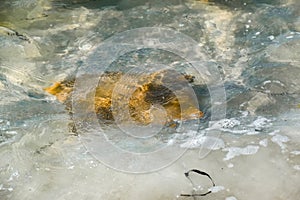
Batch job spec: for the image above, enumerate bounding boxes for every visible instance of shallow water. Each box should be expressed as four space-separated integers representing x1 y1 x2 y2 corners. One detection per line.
0 0 300 199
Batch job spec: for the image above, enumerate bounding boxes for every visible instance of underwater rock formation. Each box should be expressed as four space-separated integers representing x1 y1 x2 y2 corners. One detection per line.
45 70 204 126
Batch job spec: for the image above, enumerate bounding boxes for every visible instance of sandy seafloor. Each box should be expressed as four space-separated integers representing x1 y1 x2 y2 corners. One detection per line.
0 0 300 199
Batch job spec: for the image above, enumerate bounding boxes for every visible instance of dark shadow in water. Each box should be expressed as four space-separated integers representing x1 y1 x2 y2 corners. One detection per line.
210 0 281 10
52 0 121 9
51 0 189 10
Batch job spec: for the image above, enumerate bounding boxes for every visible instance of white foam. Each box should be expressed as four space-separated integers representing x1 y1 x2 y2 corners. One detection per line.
180 136 225 150
290 151 300 155
227 163 234 168
250 116 272 129
255 31 261 35
223 145 260 161
226 196 238 200
208 118 240 130
222 129 249 135
293 165 300 171
268 130 280 136
206 116 274 136
259 139 268 147
240 111 249 117
273 80 285 86
263 80 271 85
246 130 260 135
209 185 225 193
8 171 19 182
271 134 290 150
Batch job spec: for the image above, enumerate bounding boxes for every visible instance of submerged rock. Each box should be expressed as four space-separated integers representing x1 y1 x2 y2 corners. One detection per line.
45 70 204 126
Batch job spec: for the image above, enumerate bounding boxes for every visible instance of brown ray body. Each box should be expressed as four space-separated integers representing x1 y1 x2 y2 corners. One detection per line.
45 70 203 126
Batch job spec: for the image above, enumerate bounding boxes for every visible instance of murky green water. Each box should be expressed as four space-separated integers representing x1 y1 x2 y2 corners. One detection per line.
1 0 300 199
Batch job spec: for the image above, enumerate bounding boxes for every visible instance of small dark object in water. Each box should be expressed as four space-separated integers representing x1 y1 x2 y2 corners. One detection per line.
0 26 31 43
180 169 215 197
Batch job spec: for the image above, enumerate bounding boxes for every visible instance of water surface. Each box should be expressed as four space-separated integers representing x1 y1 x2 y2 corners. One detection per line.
0 0 300 199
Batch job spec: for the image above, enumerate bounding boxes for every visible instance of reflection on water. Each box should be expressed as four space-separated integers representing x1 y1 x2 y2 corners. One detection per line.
0 0 300 199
